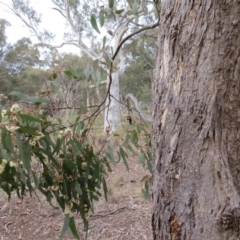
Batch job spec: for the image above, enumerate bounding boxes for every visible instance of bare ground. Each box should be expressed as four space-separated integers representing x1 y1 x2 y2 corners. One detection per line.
0 157 153 240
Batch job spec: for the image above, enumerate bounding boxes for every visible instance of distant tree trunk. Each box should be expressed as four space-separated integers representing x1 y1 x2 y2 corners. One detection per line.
152 1 240 239
104 70 121 132
104 41 126 133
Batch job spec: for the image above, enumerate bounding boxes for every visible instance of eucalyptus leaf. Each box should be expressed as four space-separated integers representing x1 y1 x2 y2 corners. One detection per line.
102 36 106 50
69 217 80 240
108 0 114 9
60 214 70 240
90 15 101 34
99 10 105 27
115 9 124 14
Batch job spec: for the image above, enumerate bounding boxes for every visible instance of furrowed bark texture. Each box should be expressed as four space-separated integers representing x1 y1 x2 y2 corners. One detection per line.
152 0 240 239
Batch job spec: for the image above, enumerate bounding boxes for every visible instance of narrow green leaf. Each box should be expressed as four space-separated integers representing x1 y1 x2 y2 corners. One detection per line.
18 113 42 123
108 0 114 9
102 178 108 201
102 36 106 50
96 70 101 85
147 158 152 173
91 15 101 34
19 126 38 136
127 0 133 7
142 180 150 200
0 106 2 122
77 121 84 132
1 128 13 153
48 71 57 80
60 214 70 239
92 59 99 71
115 9 124 14
16 132 31 174
9 91 28 102
138 152 145 165
73 116 80 134
28 96 50 104
75 184 83 195
84 66 91 80
104 52 111 64
106 143 115 163
50 82 60 93
100 67 107 79
8 91 50 104
119 147 129 170
99 10 105 27
53 138 64 155
65 68 82 80
69 217 80 240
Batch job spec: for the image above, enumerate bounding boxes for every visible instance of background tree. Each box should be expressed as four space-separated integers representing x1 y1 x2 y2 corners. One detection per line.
0 1 156 239
152 1 240 239
0 23 47 95
120 29 157 106
1 0 158 132
42 52 102 119
0 18 11 91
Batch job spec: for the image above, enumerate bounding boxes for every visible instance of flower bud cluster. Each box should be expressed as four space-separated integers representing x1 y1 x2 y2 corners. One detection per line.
6 126 20 132
1 109 7 119
29 131 45 146
0 159 17 175
58 128 72 139
0 159 7 175
64 202 73 217
10 104 20 114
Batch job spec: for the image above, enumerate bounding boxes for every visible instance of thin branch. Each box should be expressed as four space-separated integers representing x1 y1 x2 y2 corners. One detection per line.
52 7 66 18
113 21 159 61
34 41 79 49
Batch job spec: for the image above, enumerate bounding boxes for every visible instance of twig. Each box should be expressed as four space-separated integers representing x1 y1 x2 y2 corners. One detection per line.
4 221 13 233
0 203 8 212
90 206 128 218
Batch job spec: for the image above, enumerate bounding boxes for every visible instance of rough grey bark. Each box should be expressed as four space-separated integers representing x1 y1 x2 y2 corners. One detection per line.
152 1 240 239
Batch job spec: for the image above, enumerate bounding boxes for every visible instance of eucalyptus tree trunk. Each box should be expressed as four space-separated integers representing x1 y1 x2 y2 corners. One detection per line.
104 35 126 133
152 1 240 239
104 69 121 133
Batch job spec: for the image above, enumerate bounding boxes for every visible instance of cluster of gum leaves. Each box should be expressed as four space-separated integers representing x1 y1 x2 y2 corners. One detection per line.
0 94 151 240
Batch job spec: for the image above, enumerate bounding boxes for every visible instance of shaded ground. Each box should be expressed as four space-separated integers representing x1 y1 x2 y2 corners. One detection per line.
0 157 153 240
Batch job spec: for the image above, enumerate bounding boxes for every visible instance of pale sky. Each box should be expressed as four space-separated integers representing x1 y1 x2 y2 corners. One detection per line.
0 0 79 53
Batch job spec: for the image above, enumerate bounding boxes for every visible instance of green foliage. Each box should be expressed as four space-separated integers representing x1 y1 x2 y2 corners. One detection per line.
90 15 101 34
120 31 157 104
0 32 47 94
111 122 152 199
108 0 114 9
123 124 152 199
64 68 83 80
9 91 50 103
0 101 113 239
0 93 152 238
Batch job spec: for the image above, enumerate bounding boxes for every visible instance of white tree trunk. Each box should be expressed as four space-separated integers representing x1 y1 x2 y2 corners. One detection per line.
103 20 127 132
104 70 121 133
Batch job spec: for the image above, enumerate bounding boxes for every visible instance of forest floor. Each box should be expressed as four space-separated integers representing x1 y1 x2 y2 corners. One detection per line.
0 156 153 240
